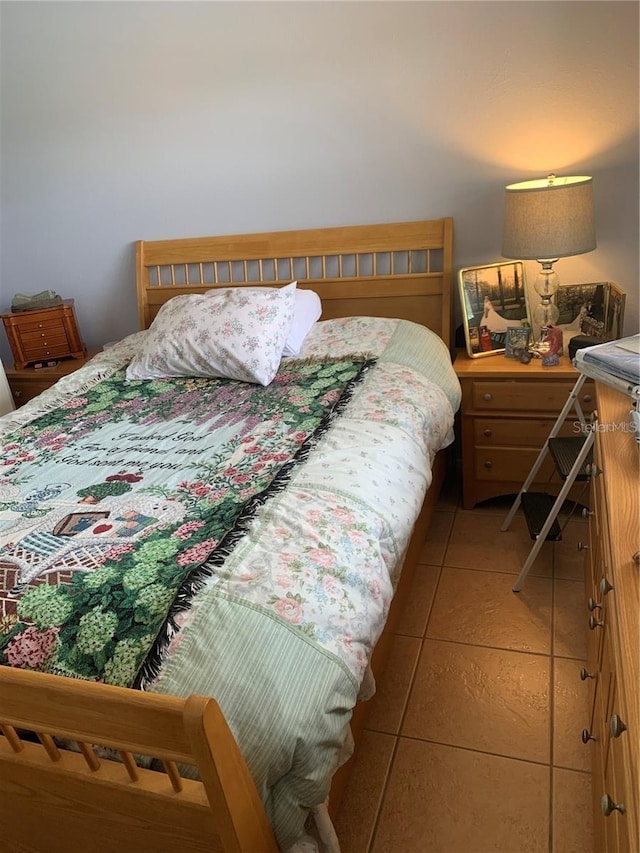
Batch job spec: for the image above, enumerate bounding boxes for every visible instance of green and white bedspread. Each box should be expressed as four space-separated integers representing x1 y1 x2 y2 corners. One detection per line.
0 317 460 851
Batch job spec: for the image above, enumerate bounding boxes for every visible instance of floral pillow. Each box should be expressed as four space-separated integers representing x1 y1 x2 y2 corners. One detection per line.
126 282 296 385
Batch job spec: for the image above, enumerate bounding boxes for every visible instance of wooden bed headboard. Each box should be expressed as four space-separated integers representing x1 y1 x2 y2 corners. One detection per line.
136 218 454 349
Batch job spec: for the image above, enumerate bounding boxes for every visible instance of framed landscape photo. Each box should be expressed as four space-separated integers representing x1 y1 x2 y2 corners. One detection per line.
458 261 530 358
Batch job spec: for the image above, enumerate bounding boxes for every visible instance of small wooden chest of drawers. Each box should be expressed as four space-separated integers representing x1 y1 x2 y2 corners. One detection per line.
1 300 85 369
454 352 595 509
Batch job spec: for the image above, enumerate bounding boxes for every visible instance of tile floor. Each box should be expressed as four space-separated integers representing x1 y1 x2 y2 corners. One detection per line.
334 470 593 853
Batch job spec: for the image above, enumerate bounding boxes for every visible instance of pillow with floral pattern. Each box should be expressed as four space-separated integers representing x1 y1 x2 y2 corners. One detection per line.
126 282 296 385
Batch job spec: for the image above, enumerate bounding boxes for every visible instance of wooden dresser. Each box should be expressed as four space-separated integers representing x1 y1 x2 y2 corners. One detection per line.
583 382 639 852
1 300 85 369
454 352 595 509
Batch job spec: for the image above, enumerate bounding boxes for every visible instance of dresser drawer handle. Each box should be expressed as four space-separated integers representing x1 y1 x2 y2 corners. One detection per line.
13 390 22 399
586 463 602 477
581 728 596 743
581 508 593 519
599 577 614 596
588 615 604 630
587 597 601 612
580 667 595 681
482 393 492 402
483 428 492 438
633 551 640 565
582 394 592 403
483 460 493 469
601 794 625 817
610 714 627 738
577 541 589 551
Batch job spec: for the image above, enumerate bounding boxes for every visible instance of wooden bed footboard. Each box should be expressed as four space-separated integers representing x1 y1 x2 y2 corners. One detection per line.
0 667 278 853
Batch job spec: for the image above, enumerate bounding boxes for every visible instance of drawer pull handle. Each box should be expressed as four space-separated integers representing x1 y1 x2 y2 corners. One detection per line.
577 542 589 551
483 428 492 438
588 615 604 630
482 393 492 402
583 394 592 403
587 597 601 612
609 714 627 738
601 794 625 817
585 463 602 478
633 551 640 565
581 728 596 744
581 508 593 519
599 577 614 597
13 390 22 399
483 460 493 469
579 668 595 681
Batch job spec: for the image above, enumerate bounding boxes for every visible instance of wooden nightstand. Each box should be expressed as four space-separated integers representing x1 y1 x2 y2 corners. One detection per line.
5 349 100 408
454 351 595 510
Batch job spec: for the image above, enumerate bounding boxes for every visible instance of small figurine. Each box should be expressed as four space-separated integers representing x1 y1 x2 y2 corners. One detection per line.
541 325 562 367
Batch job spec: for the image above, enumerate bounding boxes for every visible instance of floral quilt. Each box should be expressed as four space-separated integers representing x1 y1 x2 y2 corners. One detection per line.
0 355 372 684
0 317 461 850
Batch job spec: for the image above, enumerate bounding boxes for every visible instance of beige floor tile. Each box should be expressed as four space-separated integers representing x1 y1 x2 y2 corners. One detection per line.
402 639 551 764
427 566 552 654
553 656 591 772
444 510 554 577
553 517 589 581
371 739 549 853
554 579 588 659
366 635 422 734
396 563 440 638
552 767 593 853
334 730 396 853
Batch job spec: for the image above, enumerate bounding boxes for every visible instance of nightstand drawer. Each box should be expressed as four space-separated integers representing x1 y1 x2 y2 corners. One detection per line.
472 416 582 447
474 446 557 482
471 380 594 413
9 379 56 405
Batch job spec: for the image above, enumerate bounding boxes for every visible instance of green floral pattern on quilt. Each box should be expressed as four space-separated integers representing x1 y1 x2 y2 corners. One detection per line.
0 356 371 685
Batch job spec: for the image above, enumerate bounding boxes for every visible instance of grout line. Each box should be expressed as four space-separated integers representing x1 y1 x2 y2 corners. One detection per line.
387 733 553 768
368 734 399 852
419 634 552 658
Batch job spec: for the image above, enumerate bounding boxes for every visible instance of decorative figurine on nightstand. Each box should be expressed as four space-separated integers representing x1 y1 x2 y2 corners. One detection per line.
540 325 562 367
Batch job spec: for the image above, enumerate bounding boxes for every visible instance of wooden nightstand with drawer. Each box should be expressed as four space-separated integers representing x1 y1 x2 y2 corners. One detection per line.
5 349 100 408
454 351 595 510
1 300 86 369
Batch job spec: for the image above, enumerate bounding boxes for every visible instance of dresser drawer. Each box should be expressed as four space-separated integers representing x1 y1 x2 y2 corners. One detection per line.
15 316 67 335
470 380 594 413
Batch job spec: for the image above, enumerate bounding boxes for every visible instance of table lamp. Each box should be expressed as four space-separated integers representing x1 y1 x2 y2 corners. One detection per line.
501 174 596 342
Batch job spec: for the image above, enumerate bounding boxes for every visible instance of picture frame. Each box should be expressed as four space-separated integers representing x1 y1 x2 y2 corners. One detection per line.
458 261 530 358
504 326 532 358
555 281 626 344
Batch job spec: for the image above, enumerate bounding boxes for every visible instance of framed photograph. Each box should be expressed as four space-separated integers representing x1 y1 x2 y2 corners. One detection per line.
458 261 530 358
504 326 532 358
555 282 625 343
604 283 625 341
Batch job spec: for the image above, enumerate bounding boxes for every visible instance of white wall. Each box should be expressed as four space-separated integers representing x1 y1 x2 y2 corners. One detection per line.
1 1 638 363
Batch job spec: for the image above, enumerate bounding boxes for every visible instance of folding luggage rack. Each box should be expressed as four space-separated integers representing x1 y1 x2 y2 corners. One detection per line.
501 373 596 592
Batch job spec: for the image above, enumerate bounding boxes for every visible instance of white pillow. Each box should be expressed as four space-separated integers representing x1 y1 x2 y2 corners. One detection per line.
126 282 296 385
282 287 322 357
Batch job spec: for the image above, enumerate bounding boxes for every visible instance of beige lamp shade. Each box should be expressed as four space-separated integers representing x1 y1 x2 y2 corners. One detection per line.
502 175 596 260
